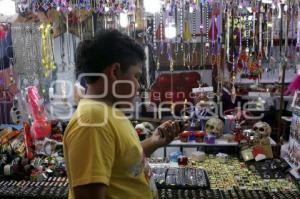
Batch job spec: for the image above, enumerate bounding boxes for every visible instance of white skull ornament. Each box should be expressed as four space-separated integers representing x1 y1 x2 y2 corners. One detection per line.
253 121 271 138
205 117 224 138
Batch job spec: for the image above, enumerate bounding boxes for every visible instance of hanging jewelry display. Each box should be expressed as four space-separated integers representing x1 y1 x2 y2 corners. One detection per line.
11 24 43 87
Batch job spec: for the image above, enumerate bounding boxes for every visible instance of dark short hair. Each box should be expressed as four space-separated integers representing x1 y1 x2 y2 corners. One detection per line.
75 29 145 84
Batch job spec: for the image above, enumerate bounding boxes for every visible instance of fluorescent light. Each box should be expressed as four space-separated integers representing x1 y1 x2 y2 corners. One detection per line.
0 0 16 16
144 0 161 14
262 0 272 4
165 23 176 39
120 12 128 28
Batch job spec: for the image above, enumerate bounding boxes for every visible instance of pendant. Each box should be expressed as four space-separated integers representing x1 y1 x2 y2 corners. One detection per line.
231 84 236 104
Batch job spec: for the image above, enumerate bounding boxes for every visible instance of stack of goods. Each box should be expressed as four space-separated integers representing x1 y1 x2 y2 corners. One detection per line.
0 177 68 199
0 121 67 182
158 189 223 199
158 188 300 199
151 155 299 194
202 156 298 192
151 165 210 189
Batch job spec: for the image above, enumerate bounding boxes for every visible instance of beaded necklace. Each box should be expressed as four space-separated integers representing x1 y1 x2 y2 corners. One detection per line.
39 23 55 77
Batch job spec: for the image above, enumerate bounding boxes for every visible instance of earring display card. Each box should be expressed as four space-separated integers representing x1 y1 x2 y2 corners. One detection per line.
246 158 291 179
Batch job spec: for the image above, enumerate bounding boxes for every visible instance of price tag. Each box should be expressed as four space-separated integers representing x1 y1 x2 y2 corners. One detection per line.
248 92 271 98
192 87 214 93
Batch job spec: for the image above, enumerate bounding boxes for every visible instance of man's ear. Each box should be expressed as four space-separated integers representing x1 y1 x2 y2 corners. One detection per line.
106 63 121 81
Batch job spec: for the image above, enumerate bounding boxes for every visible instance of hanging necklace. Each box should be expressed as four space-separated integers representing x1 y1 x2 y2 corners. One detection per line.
159 6 164 55
153 12 158 70
252 0 257 54
192 1 197 67
297 1 300 55
230 1 236 103
174 2 179 68
167 42 173 72
209 1 218 67
39 23 55 77
265 5 271 61
226 3 231 65
289 3 296 61
269 2 276 73
241 15 250 74
166 3 174 72
205 1 210 62
216 1 223 101
284 4 289 58
199 1 204 67
60 33 66 72
180 2 185 67
258 4 264 68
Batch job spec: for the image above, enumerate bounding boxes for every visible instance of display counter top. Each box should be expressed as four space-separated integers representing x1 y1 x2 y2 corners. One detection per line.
168 137 276 147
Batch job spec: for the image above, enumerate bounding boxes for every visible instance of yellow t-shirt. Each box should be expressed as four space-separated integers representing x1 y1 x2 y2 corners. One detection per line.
63 99 153 199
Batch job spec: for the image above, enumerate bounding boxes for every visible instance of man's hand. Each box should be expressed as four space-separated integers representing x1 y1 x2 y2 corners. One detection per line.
141 120 181 157
151 120 181 147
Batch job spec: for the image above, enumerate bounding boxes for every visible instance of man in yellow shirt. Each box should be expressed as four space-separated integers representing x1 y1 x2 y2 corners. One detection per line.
63 30 180 199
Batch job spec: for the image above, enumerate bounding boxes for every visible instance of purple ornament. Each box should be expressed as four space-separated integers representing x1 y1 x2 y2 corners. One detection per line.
204 134 216 144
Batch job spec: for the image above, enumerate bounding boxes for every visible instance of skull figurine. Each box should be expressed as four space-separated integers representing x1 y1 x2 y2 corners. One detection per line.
253 121 271 139
205 117 224 138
